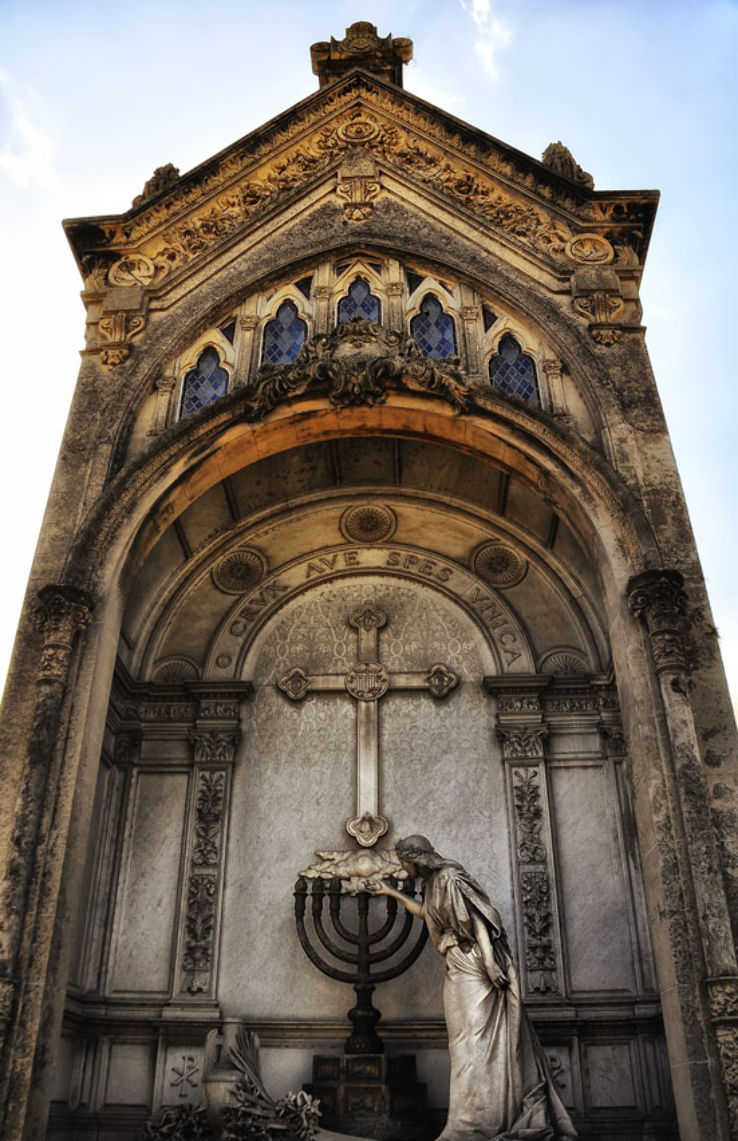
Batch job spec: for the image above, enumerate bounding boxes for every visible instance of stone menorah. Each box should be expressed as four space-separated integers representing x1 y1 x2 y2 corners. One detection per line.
294 876 428 1054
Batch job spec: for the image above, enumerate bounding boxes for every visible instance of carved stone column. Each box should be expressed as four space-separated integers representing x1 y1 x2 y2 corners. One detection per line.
484 676 564 998
150 371 177 434
459 303 482 380
386 281 405 332
313 285 333 334
0 585 93 1131
628 569 738 1133
234 313 259 387
542 358 565 411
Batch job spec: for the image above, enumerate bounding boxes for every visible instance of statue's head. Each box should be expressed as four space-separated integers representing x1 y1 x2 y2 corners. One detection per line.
395 834 443 875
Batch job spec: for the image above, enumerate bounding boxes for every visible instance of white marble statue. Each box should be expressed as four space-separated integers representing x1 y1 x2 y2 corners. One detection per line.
365 835 578 1141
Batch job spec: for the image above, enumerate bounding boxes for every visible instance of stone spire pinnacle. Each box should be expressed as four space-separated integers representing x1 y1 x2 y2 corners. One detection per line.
310 21 413 88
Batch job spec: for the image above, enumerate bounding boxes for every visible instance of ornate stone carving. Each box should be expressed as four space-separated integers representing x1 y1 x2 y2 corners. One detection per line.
152 657 199 683
180 761 231 994
472 542 527 588
565 233 614 265
107 253 156 286
341 504 396 543
132 162 180 207
98 311 146 366
498 728 547 760
497 695 541 715
539 649 588 676
345 662 390 701
520 870 557 993
170 1054 199 1099
113 731 141 766
627 569 689 674
512 769 547 864
244 318 472 419
424 664 459 699
599 724 627 757
189 731 240 765
541 141 594 189
300 846 406 891
181 872 217 993
346 811 389 848
708 976 738 1021
192 771 226 867
211 547 266 594
336 170 382 220
32 585 93 685
713 1023 738 1137
311 21 413 88
349 606 388 633
278 666 312 701
573 289 624 324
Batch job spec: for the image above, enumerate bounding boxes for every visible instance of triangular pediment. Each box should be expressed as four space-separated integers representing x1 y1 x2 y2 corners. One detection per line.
64 71 656 291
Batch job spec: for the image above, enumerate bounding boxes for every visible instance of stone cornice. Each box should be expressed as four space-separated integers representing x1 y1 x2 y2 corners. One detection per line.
63 71 657 287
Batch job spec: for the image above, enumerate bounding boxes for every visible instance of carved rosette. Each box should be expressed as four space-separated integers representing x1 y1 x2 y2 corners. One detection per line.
179 732 237 996
627 569 690 674
32 585 93 686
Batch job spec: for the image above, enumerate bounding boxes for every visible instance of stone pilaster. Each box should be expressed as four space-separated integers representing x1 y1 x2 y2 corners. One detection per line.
485 676 564 998
0 585 93 1132
628 569 738 1132
150 370 177 433
174 688 243 1001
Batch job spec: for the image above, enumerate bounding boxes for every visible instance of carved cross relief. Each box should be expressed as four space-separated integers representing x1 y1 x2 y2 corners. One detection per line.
278 607 458 845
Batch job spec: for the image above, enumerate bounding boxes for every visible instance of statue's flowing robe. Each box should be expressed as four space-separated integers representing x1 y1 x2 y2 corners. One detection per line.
422 863 577 1141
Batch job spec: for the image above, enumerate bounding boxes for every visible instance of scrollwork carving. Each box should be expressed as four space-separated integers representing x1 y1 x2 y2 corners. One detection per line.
244 317 472 420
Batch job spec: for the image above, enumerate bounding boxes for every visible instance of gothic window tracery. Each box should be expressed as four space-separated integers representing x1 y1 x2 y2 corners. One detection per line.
410 294 457 360
261 300 307 366
488 334 540 405
179 347 229 419
337 277 381 324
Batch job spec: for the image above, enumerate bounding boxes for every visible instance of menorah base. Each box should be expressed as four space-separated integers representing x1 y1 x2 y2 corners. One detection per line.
306 1053 430 1140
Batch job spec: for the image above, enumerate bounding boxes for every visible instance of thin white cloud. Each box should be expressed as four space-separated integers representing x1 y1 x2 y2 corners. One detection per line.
458 0 514 81
0 70 57 189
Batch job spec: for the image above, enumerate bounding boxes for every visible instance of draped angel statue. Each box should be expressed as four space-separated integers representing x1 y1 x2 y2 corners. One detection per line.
365 835 577 1141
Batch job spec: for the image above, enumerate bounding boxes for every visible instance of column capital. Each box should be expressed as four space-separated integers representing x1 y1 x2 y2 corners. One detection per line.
32 585 93 685
627 569 689 673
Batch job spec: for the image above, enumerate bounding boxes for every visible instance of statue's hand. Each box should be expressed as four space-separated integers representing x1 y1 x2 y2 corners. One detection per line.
362 878 387 894
488 963 508 990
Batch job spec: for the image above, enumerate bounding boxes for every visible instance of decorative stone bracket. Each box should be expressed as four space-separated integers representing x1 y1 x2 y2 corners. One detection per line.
96 286 148 366
571 266 625 346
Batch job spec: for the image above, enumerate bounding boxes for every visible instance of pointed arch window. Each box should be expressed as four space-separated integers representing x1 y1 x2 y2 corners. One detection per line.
488 334 540 405
179 347 229 419
410 294 457 360
337 277 381 324
261 300 307 366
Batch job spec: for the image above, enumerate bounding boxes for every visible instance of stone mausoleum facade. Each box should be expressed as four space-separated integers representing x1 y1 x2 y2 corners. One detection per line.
0 21 736 1141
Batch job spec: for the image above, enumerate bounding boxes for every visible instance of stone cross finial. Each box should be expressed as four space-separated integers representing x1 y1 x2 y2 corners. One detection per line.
311 22 413 88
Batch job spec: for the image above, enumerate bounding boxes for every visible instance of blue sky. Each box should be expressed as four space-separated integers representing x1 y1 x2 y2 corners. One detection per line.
0 0 736 708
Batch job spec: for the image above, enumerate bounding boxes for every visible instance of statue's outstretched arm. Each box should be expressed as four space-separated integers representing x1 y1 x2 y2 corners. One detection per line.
363 879 424 919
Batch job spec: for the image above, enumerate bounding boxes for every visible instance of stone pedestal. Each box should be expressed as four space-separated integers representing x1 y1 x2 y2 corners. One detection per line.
306 1053 429 1140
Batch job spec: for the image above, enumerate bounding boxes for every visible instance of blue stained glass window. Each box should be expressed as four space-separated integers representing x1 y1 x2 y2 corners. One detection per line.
261 300 306 366
488 334 540 405
180 347 229 419
338 277 381 324
410 294 457 360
